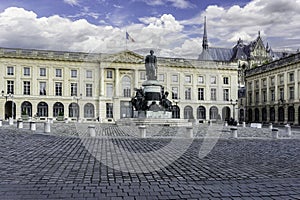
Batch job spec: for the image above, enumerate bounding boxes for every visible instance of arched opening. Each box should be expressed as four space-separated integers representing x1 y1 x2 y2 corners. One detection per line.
288 106 295 123
172 105 180 119
122 76 131 97
53 102 64 117
37 102 48 117
278 107 284 122
4 101 16 119
239 109 245 122
222 106 231 121
254 108 259 122
84 103 95 118
209 106 218 120
184 106 193 119
262 107 267 122
21 101 32 117
248 109 253 122
69 103 79 118
270 107 275 122
197 106 206 119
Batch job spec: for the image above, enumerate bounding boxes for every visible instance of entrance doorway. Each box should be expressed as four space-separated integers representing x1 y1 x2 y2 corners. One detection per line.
5 101 16 119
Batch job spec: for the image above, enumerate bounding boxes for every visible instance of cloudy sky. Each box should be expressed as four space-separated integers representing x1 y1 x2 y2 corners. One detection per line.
0 0 299 58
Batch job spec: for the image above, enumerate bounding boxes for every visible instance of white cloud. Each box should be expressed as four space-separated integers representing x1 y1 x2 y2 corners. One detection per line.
133 0 194 9
63 0 80 6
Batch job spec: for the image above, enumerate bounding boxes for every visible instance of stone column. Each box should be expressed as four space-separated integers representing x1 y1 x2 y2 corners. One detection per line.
115 68 120 97
134 69 139 89
100 67 105 97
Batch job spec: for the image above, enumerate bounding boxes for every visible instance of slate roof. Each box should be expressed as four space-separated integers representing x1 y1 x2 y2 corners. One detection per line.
198 47 233 61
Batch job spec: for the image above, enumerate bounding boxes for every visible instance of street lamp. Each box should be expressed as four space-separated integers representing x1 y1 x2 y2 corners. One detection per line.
230 99 238 121
73 93 82 121
1 90 14 121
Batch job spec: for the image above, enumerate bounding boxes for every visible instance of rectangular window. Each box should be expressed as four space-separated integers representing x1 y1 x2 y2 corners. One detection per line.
71 70 77 78
185 88 191 100
107 70 113 78
172 87 178 99
255 91 259 103
158 74 164 82
289 87 294 100
56 69 62 77
172 74 178 83
270 77 275 86
223 77 229 85
106 103 113 118
86 84 93 97
279 74 284 84
185 75 191 83
140 71 146 80
198 88 204 100
24 67 30 76
86 70 92 78
7 81 14 94
249 92 252 104
210 76 216 84
40 68 46 76
262 79 267 87
123 88 131 97
262 90 267 102
279 88 284 100
223 89 229 101
255 80 259 88
211 88 216 101
71 83 77 96
106 83 113 97
23 81 30 95
55 82 62 96
7 66 14 75
198 76 204 84
289 73 294 82
271 90 275 101
40 82 46 95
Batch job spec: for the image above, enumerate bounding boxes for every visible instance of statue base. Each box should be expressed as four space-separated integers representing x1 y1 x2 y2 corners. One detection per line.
142 80 162 106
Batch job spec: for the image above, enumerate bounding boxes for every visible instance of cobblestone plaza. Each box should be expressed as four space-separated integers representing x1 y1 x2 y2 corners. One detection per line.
0 122 300 199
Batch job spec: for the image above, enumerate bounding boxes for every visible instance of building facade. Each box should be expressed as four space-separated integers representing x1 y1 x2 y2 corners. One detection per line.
0 47 238 123
245 52 300 125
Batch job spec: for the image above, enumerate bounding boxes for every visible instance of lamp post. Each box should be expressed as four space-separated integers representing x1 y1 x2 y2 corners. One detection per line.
1 90 14 123
73 93 82 121
230 99 238 121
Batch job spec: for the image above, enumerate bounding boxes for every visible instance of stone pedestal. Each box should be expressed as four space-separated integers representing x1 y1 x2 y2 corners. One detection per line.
17 119 23 129
186 126 193 138
230 127 238 138
88 125 96 137
269 123 273 130
272 128 279 139
142 80 162 107
0 119 2 127
30 121 36 131
44 122 51 133
285 124 291 137
9 117 13 125
139 125 146 138
242 122 246 128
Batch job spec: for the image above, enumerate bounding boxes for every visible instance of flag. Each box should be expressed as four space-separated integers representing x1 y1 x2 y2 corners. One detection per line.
126 31 135 42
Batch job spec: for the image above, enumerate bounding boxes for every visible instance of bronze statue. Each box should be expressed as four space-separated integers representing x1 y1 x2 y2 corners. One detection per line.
145 50 157 80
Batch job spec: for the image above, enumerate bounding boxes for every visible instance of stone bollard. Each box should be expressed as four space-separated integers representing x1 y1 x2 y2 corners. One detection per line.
224 122 228 127
30 121 36 131
44 122 51 133
271 128 279 139
285 124 292 137
269 123 273 130
230 127 238 138
17 119 23 129
48 118 54 124
242 122 246 128
186 126 193 138
139 125 146 138
64 118 69 123
209 120 212 126
9 117 14 125
88 125 96 137
0 119 2 127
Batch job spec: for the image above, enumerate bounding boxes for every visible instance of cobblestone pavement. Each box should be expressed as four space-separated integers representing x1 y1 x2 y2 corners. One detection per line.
0 123 300 199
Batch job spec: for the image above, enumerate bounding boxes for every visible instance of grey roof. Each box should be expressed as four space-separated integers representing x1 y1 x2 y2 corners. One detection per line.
198 47 233 61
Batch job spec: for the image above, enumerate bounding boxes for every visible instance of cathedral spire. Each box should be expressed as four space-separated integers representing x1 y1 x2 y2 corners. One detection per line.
202 16 208 50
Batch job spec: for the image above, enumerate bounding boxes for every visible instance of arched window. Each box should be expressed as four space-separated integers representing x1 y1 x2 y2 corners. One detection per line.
69 103 79 118
278 107 284 122
262 107 267 122
21 101 32 116
288 106 295 122
254 108 259 122
122 76 131 97
53 102 64 117
197 106 206 119
222 106 230 121
270 107 275 122
37 102 48 117
172 105 180 119
248 109 253 122
184 106 193 119
210 106 218 120
84 103 95 118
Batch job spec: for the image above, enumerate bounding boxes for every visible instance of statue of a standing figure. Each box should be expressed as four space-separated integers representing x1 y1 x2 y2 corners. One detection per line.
145 50 157 80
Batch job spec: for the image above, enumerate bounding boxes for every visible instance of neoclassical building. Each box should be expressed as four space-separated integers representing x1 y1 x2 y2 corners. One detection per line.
245 52 300 125
0 47 238 123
